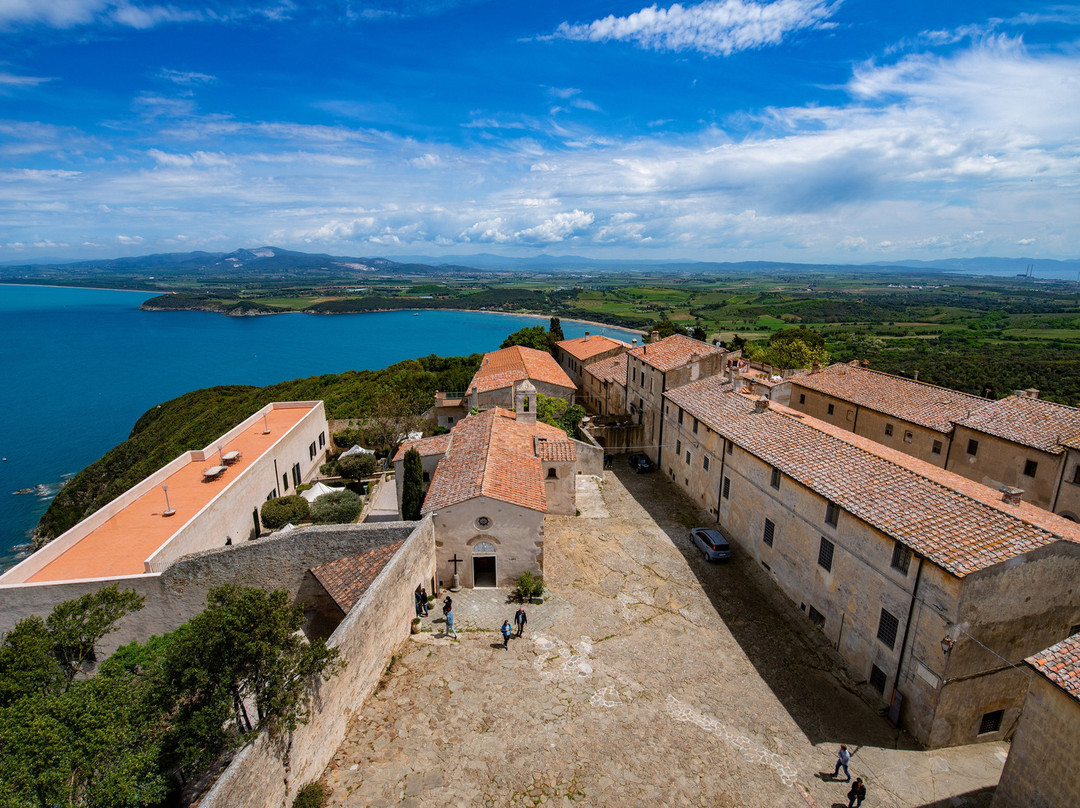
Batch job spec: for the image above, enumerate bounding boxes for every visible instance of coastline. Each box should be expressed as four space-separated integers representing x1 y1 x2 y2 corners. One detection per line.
1 281 160 294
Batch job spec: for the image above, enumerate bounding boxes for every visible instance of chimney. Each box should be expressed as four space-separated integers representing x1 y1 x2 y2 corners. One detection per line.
861 359 869 369
754 396 769 413
584 331 590 341
811 362 820 374
1001 486 1024 505
650 330 660 343
733 376 744 392
1025 388 1040 399
913 371 919 381
632 338 637 346
484 357 489 365
690 352 700 363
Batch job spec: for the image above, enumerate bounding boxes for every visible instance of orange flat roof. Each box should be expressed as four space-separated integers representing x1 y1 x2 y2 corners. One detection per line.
27 406 313 583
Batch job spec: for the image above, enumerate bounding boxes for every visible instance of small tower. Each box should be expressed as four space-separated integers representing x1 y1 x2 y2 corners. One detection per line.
515 379 537 425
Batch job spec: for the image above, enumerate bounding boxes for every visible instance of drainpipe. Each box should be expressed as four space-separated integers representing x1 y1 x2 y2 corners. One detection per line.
1050 453 1068 513
943 433 954 470
851 404 860 434
891 554 925 699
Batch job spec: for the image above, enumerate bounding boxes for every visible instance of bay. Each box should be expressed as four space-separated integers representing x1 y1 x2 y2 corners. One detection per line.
0 284 638 568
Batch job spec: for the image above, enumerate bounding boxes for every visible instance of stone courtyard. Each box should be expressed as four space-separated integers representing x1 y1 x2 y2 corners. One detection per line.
320 468 1006 807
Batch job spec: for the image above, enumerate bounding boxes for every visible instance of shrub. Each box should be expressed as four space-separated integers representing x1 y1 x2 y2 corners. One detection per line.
260 495 310 530
319 460 338 477
401 448 423 520
309 490 363 525
514 571 537 603
292 782 329 808
332 427 364 449
337 452 377 479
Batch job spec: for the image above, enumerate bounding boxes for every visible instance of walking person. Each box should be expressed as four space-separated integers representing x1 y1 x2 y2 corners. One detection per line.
847 777 866 808
514 606 527 637
414 587 424 618
442 595 452 617
419 586 429 616
445 608 458 640
501 620 512 649
832 744 851 782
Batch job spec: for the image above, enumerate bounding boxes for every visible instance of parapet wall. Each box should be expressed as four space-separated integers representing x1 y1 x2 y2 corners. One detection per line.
197 517 437 808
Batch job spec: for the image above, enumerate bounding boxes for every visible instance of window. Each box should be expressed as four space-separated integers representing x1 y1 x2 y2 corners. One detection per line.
546 468 558 479
1023 459 1038 477
799 393 806 405
884 423 894 437
282 473 289 492
632 368 637 383
825 501 839 527
722 477 730 499
827 403 835 415
891 542 912 575
978 710 1004 735
292 462 301 487
685 451 691 465
318 431 326 448
763 518 775 547
869 664 888 695
770 467 781 490
476 516 491 528
267 489 276 501
693 417 699 434
817 536 834 571
726 440 733 455
676 439 682 456
932 440 942 455
1073 465 1080 484
808 605 825 628
678 408 683 424
423 471 431 482
903 431 913 444
1070 623 1080 636
703 455 710 471
967 438 979 456
473 540 495 554
877 608 899 650
309 440 317 460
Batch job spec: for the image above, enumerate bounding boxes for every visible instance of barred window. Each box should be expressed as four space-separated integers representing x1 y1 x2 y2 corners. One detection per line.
685 451 691 465
890 542 912 575
979 710 1004 735
763 518 775 547
817 537 834 571
869 664 887 694
676 440 681 456
770 467 781 490
703 455 710 472
723 477 730 499
678 408 683 424
877 608 899 650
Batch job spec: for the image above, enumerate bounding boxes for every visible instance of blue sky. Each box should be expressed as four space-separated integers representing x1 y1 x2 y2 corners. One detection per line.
1 1 1079 263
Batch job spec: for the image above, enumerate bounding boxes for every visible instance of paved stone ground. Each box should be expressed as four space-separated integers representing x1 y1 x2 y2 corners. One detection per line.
322 468 1005 808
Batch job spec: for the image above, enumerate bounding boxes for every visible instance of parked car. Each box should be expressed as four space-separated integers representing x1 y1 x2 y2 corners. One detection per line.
690 527 732 562
628 453 655 473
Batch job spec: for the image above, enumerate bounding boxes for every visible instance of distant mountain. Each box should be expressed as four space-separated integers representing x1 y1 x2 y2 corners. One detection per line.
870 257 1080 279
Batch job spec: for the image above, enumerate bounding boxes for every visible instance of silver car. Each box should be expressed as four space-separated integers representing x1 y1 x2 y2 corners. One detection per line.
690 527 732 562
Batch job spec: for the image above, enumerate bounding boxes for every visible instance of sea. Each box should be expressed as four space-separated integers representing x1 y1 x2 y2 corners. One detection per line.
0 285 638 570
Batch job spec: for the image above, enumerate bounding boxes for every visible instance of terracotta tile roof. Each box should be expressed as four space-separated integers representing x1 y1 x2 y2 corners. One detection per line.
585 353 628 386
790 362 989 434
310 541 404 614
952 394 1080 454
467 345 575 395
629 334 722 372
1063 432 1080 451
535 438 576 462
666 377 1080 578
392 433 453 463
1027 633 1080 701
422 409 570 514
556 335 630 362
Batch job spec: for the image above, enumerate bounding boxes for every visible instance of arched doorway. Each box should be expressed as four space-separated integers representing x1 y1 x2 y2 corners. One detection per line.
471 540 497 587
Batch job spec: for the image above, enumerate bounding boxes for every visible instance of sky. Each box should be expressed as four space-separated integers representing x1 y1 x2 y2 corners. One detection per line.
1 1 1079 264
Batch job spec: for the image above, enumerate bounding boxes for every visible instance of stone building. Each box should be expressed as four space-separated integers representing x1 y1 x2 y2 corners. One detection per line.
418 388 586 589
787 361 989 468
580 352 629 416
624 333 729 468
992 633 1080 808
661 376 1080 748
392 432 453 511
465 344 577 411
553 332 630 388
947 391 1080 517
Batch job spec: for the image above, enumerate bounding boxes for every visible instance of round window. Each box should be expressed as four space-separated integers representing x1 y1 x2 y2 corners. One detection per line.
477 516 491 528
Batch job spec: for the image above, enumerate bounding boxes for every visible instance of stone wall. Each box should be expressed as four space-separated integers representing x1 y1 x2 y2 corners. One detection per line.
197 518 437 808
0 522 415 659
992 673 1080 808
947 425 1064 510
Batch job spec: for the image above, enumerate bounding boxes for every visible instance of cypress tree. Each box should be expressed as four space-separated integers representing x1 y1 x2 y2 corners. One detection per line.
401 448 424 520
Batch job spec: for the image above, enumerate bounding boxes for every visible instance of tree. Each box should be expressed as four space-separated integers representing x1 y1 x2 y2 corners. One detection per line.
309 490 363 524
260 495 310 530
401 448 424 520
537 394 586 438
745 328 830 369
691 323 707 341
336 452 376 479
642 317 680 342
501 324 553 353
45 586 146 685
549 317 565 342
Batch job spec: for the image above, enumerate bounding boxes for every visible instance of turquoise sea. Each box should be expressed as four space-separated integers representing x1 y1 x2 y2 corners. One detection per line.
0 285 637 569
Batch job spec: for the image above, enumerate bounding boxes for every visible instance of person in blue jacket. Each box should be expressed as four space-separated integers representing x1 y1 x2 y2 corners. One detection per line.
501 620 513 649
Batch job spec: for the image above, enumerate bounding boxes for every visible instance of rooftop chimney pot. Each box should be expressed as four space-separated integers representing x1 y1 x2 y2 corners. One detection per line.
650 330 660 343
584 331 590 341
1025 388 1040 399
754 396 769 413
811 361 820 374
1001 486 1024 505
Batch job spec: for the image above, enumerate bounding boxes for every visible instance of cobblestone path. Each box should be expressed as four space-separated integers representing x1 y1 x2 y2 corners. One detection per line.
322 468 1004 808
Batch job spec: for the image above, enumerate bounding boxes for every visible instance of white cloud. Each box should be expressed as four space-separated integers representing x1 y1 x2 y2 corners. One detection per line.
158 68 216 85
0 1 294 30
116 234 144 244
0 72 53 87
514 210 595 244
554 0 839 56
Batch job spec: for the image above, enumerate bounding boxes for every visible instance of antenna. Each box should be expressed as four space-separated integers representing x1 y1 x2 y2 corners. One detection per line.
262 414 271 434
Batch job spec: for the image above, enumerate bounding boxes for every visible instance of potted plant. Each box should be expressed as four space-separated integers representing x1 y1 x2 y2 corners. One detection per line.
514 571 536 603
411 617 421 634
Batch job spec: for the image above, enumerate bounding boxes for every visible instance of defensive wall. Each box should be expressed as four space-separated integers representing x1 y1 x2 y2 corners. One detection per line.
197 517 437 808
